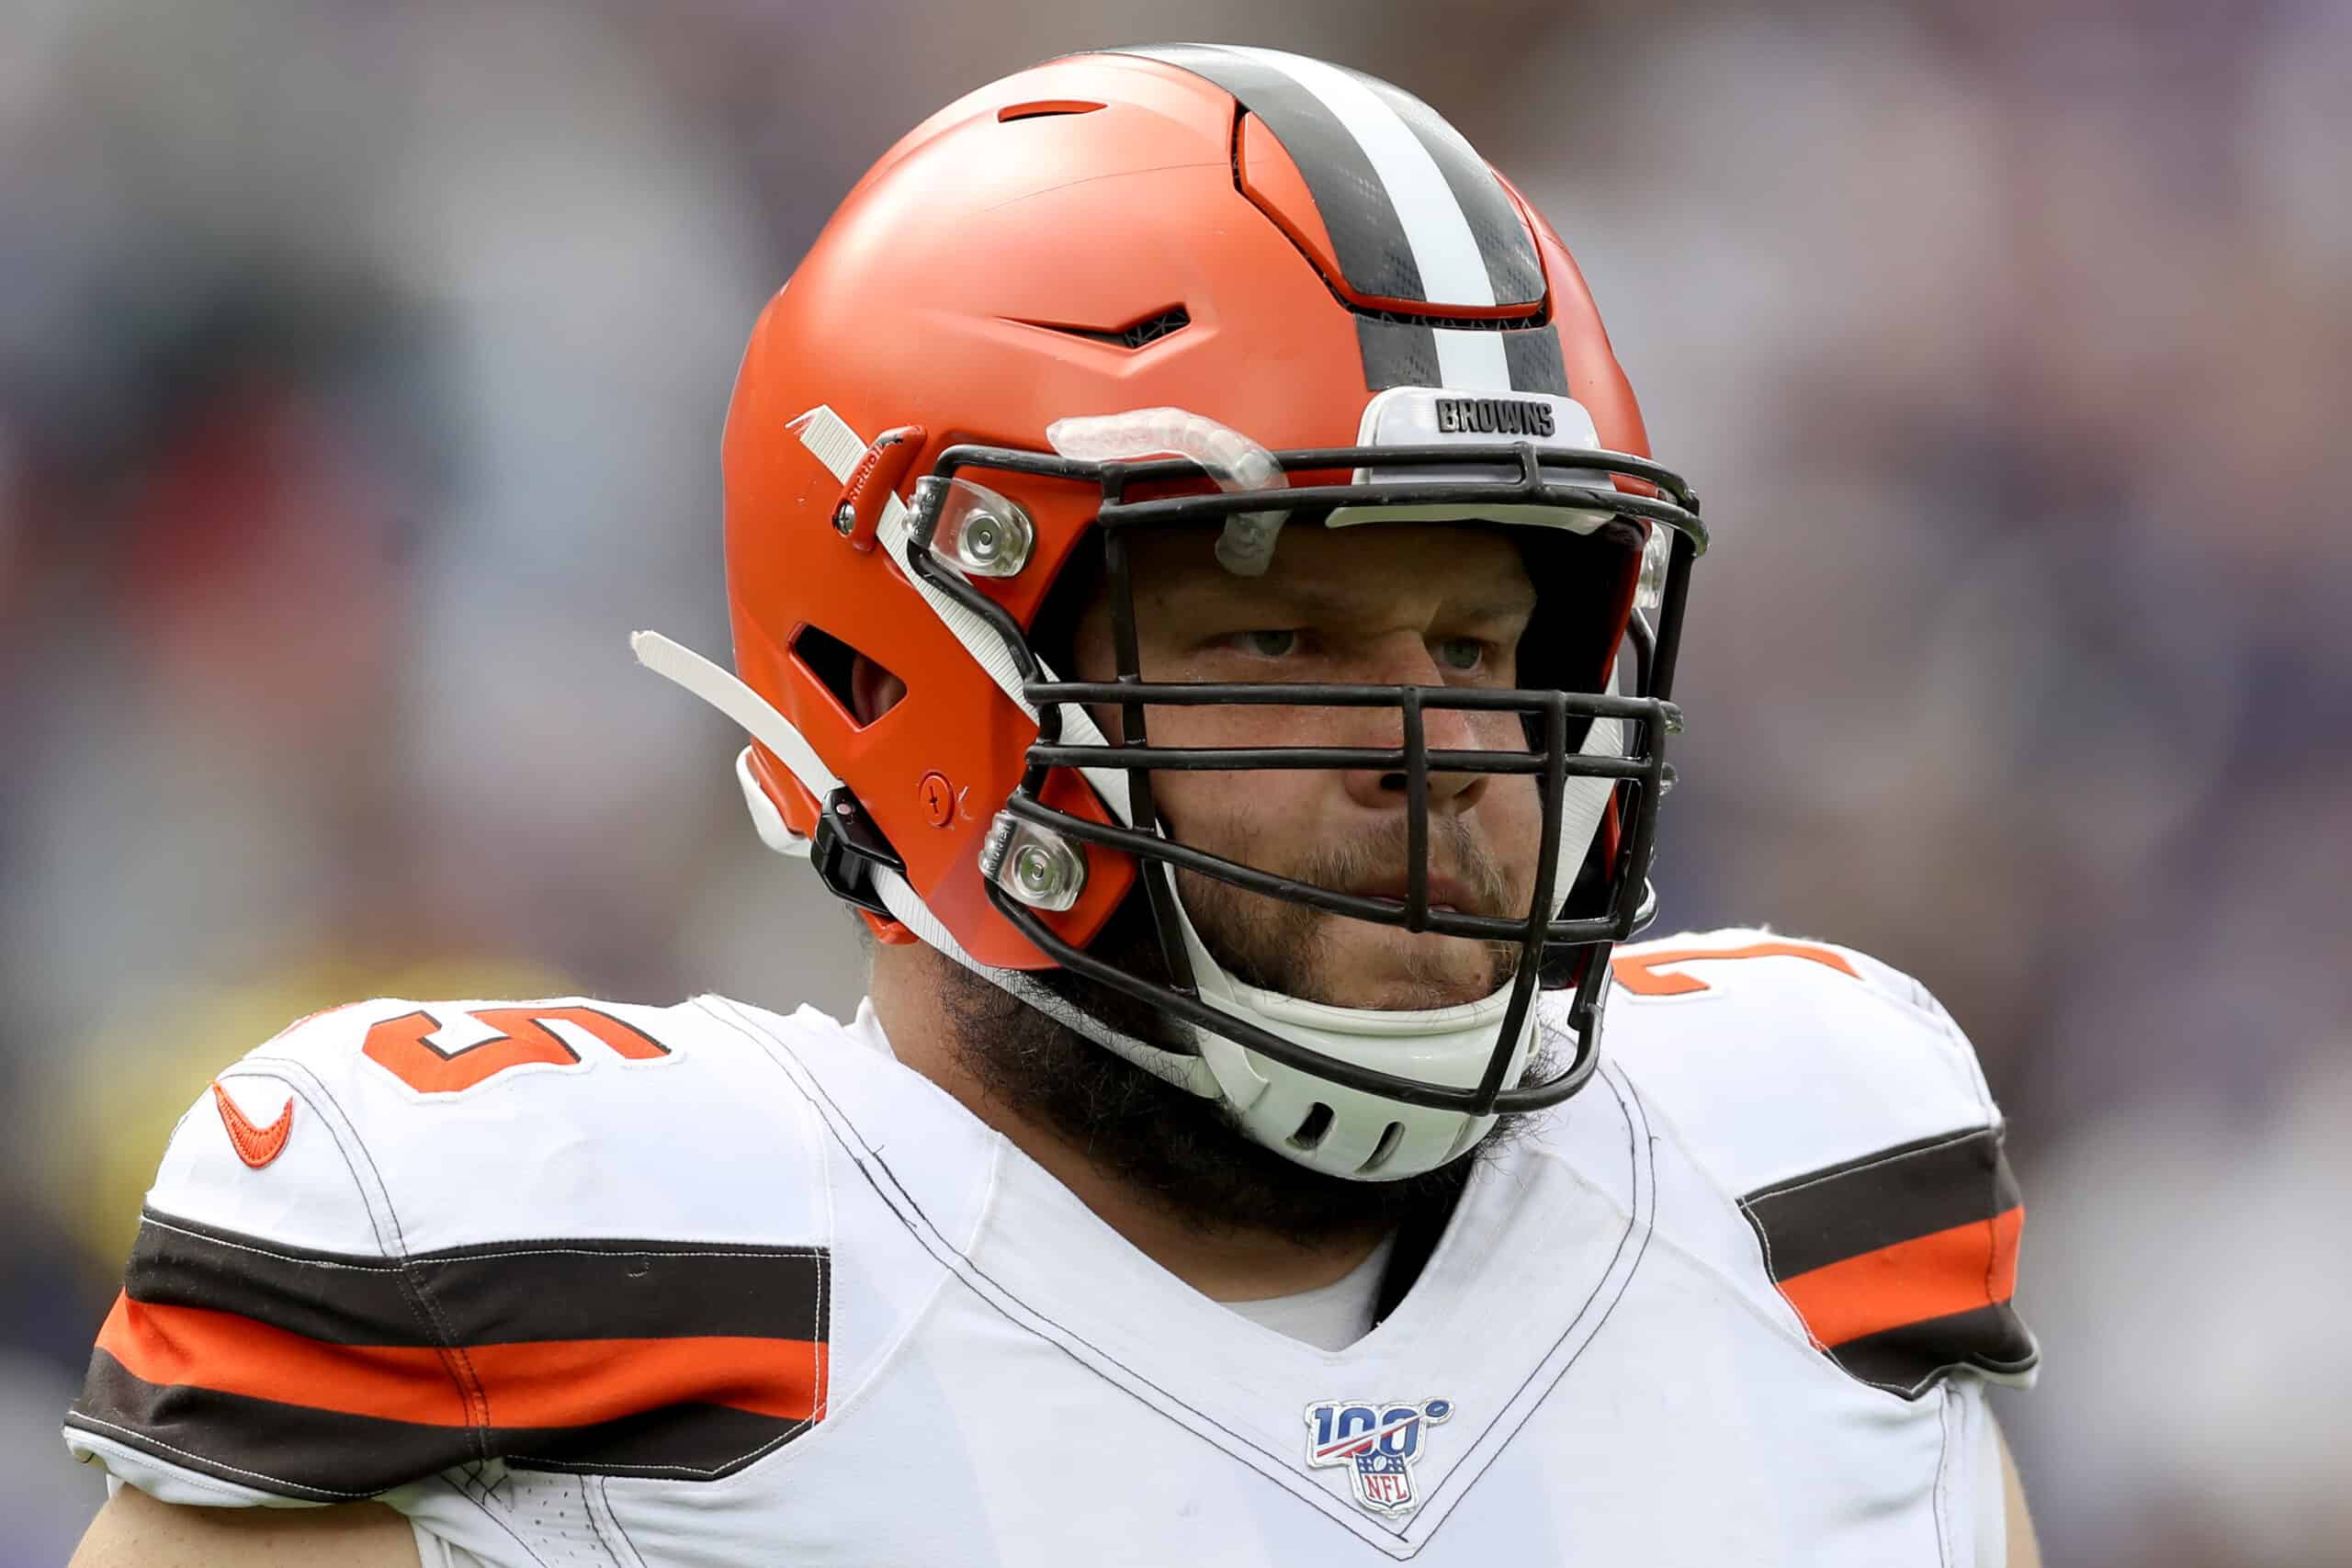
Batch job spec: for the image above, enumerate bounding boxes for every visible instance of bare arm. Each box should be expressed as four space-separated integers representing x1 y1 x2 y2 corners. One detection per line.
69 1484 421 1568
1998 1421 2042 1568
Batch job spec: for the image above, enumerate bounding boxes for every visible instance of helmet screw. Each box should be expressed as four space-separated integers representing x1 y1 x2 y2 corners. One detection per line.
1012 844 1071 903
919 773 955 827
940 486 1034 577
833 503 856 536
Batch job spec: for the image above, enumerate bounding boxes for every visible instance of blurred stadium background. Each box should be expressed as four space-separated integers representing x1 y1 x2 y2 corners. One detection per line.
4 1 2346 1562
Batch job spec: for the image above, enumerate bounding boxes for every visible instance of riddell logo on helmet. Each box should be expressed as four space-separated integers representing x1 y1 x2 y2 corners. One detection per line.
1433 398 1556 437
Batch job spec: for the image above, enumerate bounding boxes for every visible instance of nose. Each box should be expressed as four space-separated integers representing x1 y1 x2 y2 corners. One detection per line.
1336 637 1514 816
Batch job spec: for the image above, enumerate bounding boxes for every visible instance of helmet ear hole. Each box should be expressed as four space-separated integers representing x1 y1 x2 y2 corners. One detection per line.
792 625 905 728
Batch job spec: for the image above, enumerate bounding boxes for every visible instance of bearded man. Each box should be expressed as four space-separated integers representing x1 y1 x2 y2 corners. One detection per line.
67 43 2041 1568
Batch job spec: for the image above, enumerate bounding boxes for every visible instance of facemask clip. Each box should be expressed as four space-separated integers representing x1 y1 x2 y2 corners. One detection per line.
912 476 1036 577
983 813 1088 910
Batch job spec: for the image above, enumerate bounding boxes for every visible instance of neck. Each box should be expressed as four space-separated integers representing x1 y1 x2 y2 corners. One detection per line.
869 945 1388 1303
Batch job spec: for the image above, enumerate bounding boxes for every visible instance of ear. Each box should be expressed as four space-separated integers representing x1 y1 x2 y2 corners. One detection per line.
849 654 907 726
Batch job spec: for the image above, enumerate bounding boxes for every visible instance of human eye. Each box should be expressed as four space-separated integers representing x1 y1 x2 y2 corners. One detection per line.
1227 628 1301 659
1433 636 1489 673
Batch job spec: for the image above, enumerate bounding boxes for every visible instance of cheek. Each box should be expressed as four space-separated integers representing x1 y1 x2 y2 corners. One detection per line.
1483 773 1547 854
1144 704 1329 833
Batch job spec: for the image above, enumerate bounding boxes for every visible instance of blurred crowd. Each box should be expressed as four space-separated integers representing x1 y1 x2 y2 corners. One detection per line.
3 1 2345 1563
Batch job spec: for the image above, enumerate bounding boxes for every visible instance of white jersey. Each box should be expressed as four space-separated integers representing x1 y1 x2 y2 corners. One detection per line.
66 928 2037 1565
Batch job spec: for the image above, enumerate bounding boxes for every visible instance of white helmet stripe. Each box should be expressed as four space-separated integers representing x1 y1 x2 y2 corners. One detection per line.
1430 327 1513 392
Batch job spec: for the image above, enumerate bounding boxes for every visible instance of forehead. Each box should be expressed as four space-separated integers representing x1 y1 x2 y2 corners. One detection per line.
1123 521 1535 615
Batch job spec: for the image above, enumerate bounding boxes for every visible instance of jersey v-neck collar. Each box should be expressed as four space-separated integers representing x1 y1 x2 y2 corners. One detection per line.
702 994 1657 1558
1224 1232 1396 1351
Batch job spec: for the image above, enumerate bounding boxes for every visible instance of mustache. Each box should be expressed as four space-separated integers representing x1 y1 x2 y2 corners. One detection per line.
1295 816 1518 920
1170 808 1531 1009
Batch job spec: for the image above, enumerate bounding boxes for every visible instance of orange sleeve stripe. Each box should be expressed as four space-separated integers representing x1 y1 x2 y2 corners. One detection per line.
1775 1206 2023 1349
1610 941 1860 997
96 1295 824 1427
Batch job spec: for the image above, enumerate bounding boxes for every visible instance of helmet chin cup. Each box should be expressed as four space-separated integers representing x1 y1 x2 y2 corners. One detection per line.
1166 885 1533 1182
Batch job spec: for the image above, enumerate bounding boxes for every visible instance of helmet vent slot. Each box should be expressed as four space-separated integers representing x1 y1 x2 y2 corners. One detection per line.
1357 1121 1408 1175
1115 307 1191 348
998 98 1106 123
1288 1102 1336 1151
1018 306 1191 351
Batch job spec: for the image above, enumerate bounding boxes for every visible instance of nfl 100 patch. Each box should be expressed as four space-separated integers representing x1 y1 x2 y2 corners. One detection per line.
1303 1397 1453 1515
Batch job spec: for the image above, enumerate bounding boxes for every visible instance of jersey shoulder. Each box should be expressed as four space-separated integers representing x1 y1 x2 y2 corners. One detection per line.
65 992 981 1513
146 993 836 1255
1602 927 2040 1398
1604 926 2000 1180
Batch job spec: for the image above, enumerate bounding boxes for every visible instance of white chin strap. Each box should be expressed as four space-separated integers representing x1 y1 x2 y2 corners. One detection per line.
633 403 1625 1182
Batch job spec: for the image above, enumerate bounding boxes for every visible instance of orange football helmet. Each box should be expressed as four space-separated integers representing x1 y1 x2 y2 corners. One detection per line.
639 45 1705 1179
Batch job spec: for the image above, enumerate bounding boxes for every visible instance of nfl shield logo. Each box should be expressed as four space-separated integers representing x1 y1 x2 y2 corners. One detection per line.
1304 1397 1453 1516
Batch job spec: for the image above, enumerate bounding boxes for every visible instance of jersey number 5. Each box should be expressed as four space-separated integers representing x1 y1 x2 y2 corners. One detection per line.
363 1005 670 1094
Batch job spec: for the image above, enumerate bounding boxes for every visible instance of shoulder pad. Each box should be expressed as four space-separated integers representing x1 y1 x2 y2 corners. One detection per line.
1606 929 2040 1398
67 996 834 1504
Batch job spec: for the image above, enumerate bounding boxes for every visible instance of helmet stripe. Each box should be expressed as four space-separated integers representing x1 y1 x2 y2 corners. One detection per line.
1113 43 1427 303
1429 325 1512 389
1354 316 1441 389
1223 46 1498 308
1501 324 1571 395
1355 318 1570 395
1106 45 1561 395
1108 44 1544 315
1343 69 1547 308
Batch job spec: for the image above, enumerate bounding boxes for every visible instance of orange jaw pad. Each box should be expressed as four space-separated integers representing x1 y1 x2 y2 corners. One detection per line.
1012 763 1138 965
858 907 918 946
746 743 821 844
916 763 1138 973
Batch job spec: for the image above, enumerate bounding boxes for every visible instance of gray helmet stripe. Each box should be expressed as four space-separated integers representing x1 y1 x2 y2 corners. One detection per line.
1502 323 1572 395
1354 316 1441 390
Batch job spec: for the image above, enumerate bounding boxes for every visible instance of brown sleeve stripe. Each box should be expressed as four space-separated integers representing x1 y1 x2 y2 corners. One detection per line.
1740 1126 2039 1397
70 1351 808 1496
1831 1304 2041 1392
1740 1128 2020 1281
77 1210 832 1491
126 1209 828 1346
95 1294 825 1427
123 1213 413 1345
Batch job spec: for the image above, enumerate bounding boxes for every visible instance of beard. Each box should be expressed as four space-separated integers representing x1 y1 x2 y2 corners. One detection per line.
935 815 1556 1247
